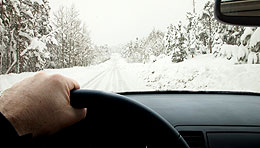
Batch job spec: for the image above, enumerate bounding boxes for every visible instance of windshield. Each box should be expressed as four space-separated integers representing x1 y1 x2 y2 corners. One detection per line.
1 0 260 93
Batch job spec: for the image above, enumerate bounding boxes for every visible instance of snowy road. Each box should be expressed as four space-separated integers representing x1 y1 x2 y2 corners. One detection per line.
80 54 149 92
81 64 131 91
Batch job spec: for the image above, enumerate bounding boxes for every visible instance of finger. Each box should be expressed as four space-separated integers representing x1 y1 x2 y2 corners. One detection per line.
72 79 80 90
66 108 87 125
50 108 87 135
82 108 87 118
64 77 80 90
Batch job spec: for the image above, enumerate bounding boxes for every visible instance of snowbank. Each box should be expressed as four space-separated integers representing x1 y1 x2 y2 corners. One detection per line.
142 54 260 93
250 28 260 47
218 44 239 63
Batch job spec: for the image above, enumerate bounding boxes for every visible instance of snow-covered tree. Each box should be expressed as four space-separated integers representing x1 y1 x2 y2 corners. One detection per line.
165 22 187 63
164 24 176 56
0 0 52 74
122 29 165 63
185 12 199 58
92 45 111 65
144 29 165 57
171 22 187 62
122 38 145 63
52 5 95 68
247 27 260 64
198 1 217 54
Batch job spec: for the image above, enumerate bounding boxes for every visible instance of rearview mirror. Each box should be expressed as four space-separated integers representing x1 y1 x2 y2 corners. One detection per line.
215 0 260 26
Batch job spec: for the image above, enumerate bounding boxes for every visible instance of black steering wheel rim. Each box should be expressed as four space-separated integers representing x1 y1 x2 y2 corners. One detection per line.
67 89 190 148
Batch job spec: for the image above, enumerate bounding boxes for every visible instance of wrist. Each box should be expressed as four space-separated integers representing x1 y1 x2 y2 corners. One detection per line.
0 95 31 136
0 111 19 137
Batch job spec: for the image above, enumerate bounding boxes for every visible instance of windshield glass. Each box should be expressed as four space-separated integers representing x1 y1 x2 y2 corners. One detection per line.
1 0 260 93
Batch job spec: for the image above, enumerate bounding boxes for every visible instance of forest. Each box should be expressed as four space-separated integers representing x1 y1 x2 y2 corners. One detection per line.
1 0 260 75
0 0 110 74
122 1 260 65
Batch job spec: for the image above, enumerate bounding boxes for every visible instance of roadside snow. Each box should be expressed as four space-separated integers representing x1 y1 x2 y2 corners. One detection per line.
142 54 260 93
218 44 239 61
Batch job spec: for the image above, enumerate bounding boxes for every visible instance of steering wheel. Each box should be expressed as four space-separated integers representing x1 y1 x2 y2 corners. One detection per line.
37 89 190 148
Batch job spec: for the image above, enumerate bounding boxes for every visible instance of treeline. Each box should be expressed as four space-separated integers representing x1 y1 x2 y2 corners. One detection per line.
122 1 260 64
121 29 164 63
50 5 110 68
0 0 110 74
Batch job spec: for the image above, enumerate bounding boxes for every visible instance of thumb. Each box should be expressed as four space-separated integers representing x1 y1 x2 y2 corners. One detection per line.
72 108 87 122
47 108 87 136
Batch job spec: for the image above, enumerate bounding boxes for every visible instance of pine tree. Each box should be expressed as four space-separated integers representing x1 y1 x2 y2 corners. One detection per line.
185 12 199 58
171 22 187 63
199 1 216 54
164 24 176 56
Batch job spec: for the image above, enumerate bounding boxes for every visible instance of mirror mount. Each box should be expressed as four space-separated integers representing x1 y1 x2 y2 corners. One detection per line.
215 0 260 26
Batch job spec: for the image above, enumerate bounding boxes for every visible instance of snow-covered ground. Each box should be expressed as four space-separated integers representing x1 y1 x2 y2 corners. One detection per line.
1 54 260 94
142 54 260 93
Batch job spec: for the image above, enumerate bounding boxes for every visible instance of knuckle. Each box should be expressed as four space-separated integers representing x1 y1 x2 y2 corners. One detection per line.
34 71 47 77
49 74 64 85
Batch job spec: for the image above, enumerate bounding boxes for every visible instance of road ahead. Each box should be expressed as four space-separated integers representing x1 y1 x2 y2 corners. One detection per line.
80 54 150 92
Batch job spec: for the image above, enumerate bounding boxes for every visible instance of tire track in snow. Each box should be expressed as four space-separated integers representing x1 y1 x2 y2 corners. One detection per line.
112 66 118 91
115 67 130 91
93 67 113 90
81 53 150 92
82 63 129 91
81 68 109 88
104 67 114 91
85 67 115 91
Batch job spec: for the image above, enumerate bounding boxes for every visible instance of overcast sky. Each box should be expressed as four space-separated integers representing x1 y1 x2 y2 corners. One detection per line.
48 0 208 46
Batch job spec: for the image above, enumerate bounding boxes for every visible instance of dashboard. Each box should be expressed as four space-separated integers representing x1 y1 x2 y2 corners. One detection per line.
123 92 260 148
41 91 260 148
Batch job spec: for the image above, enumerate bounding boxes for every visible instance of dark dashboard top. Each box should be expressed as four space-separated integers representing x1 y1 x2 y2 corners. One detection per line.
122 92 260 127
